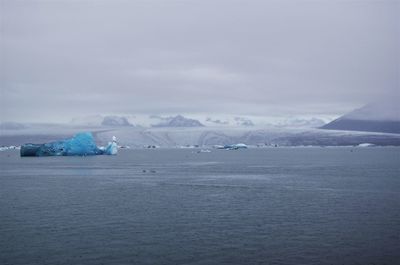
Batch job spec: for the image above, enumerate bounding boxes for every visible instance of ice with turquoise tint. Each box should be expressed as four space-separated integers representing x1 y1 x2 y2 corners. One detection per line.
20 132 117 157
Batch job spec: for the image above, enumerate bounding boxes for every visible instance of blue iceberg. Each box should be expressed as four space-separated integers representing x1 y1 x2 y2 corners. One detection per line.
20 132 118 157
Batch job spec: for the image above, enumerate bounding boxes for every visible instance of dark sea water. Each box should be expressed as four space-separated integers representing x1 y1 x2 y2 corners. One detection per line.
1 148 399 265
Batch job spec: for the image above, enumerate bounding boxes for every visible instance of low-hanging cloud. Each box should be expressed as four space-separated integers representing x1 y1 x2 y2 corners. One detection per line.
1 0 398 122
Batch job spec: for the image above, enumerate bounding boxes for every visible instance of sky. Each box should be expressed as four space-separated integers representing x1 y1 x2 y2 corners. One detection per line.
1 0 399 123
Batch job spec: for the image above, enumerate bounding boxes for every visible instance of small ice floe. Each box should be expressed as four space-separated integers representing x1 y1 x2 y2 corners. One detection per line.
222 143 248 150
0 145 20 151
234 143 248 149
213 143 248 150
20 132 118 157
179 144 200 149
357 143 375 147
196 149 211 153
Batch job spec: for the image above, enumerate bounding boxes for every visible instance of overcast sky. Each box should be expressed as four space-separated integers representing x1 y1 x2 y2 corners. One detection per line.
1 0 399 123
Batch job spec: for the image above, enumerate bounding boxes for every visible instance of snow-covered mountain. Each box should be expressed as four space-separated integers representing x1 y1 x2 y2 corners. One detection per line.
152 115 204 127
234 117 254 126
203 116 255 127
277 118 326 128
2 122 400 147
202 116 327 128
94 127 400 147
5 108 399 147
69 114 330 129
101 116 133 127
321 101 400 134
70 115 134 127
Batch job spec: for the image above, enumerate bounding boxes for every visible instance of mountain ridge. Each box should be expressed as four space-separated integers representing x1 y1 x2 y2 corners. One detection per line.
321 102 400 134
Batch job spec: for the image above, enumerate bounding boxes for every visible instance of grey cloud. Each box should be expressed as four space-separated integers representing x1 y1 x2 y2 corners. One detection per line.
1 0 398 122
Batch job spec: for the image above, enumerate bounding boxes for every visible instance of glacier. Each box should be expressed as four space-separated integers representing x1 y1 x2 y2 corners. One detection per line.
20 132 117 157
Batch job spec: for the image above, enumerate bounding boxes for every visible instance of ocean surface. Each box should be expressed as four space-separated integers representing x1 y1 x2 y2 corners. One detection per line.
1 148 399 265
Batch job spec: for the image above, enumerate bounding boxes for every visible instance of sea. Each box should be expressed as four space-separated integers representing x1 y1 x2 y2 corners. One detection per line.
1 147 399 265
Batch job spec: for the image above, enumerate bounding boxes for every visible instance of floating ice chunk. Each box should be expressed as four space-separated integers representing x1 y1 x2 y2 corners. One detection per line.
357 143 375 147
104 136 118 155
0 146 20 151
20 132 117 157
221 143 248 150
196 149 211 153
234 143 248 149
